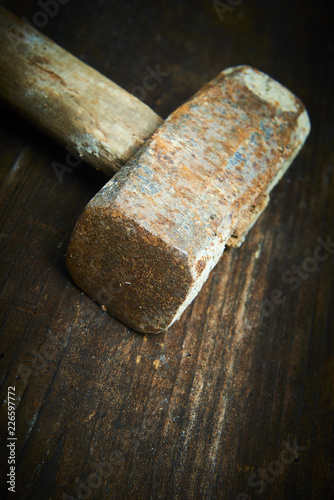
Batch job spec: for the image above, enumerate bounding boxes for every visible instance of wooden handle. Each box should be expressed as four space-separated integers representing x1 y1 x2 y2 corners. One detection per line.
0 7 162 176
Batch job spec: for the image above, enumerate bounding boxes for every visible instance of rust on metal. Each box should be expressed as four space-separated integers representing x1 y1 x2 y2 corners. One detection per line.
66 66 310 333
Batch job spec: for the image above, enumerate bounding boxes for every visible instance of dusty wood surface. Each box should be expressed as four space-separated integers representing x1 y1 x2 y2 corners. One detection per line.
0 1 333 499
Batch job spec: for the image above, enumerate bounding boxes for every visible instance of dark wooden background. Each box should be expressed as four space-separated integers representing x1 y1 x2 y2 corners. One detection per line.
0 1 333 499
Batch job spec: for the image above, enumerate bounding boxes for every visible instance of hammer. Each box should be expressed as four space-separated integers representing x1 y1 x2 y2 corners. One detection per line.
0 7 310 333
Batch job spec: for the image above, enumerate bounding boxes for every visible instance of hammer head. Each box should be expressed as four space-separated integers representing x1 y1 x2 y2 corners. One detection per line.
66 66 310 333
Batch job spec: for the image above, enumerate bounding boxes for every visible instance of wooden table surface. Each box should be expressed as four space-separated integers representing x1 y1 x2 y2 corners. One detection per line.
0 1 333 499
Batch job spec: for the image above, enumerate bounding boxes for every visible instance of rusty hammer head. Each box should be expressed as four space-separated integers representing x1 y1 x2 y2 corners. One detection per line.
66 65 310 333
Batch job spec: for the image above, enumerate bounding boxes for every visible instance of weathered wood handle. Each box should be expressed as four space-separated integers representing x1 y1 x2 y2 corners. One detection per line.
0 6 162 176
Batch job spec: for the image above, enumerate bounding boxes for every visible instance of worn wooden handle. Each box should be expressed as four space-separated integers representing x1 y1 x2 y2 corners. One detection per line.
0 6 162 176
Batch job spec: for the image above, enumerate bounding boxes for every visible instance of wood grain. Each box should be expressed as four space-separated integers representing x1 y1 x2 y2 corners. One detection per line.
0 0 333 499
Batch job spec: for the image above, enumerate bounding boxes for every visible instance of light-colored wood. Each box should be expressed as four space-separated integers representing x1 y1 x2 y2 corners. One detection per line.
0 7 163 176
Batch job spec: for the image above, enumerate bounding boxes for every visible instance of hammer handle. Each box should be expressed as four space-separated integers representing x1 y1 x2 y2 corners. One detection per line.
0 7 162 176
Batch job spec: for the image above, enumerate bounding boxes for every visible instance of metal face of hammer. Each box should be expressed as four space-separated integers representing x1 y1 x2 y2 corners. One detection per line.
0 8 310 334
